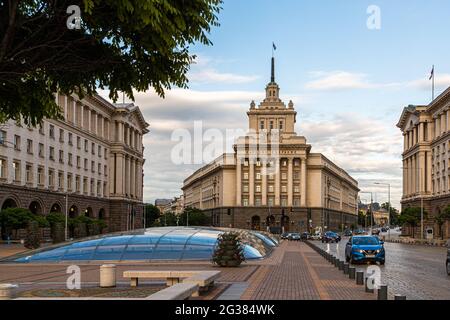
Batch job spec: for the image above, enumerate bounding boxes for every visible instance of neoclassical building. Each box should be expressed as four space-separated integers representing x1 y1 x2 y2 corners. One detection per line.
183 59 359 232
397 86 450 239
0 93 149 232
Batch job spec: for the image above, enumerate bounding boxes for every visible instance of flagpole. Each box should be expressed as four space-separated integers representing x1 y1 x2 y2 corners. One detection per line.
432 65 435 101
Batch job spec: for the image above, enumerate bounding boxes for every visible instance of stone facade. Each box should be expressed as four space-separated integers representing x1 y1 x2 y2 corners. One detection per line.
397 86 450 239
0 93 149 232
183 58 359 233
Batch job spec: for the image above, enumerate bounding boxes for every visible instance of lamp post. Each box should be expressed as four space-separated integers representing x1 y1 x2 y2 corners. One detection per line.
374 182 391 240
64 193 69 241
360 191 373 234
401 166 424 240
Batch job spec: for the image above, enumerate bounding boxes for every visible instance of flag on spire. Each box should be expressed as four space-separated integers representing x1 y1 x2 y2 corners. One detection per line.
429 65 434 80
273 42 277 51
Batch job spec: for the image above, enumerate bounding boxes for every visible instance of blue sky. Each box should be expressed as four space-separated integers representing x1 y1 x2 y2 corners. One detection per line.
102 1 450 210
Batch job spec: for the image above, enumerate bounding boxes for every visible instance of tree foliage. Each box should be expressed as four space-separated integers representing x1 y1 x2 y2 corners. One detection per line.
435 206 450 240
179 207 209 226
0 0 222 126
212 232 245 267
398 207 428 238
144 204 160 227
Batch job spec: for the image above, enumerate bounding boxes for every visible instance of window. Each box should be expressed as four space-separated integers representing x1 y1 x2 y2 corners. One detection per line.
58 172 64 190
256 185 261 192
75 175 80 193
98 163 101 174
243 184 249 192
84 139 88 152
13 161 20 181
0 130 6 145
268 197 274 206
294 160 300 166
91 142 95 155
243 198 249 206
90 179 94 195
260 120 264 130
77 156 81 168
84 158 88 170
279 120 283 131
77 136 81 149
39 124 44 135
255 198 261 206
269 121 274 130
68 153 73 166
68 133 73 145
91 160 95 172
0 158 7 180
25 164 33 183
83 177 88 194
282 160 287 166
26 139 33 154
282 172 287 180
281 198 287 206
281 185 287 193
59 150 64 163
293 198 300 206
14 135 20 150
104 147 108 159
256 172 261 180
294 186 300 193
38 143 44 158
97 181 101 196
37 167 44 185
59 129 64 142
98 145 102 157
268 185 274 193
48 169 55 188
67 174 73 191
104 165 108 176
49 125 55 139
243 172 249 180
294 171 299 180
49 147 55 161
103 182 107 197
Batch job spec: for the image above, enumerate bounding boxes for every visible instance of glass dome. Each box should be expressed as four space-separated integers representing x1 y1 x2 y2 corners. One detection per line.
10 227 277 263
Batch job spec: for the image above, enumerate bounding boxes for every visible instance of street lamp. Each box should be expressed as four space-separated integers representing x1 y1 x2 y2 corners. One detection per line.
374 182 391 240
360 191 373 234
64 193 69 241
401 166 424 240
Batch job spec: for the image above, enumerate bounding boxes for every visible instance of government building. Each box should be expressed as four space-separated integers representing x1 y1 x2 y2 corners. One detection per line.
182 59 359 233
397 86 450 239
0 93 149 232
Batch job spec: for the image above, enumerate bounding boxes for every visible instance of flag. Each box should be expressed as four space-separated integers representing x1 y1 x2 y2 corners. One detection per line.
429 66 434 80
272 42 277 51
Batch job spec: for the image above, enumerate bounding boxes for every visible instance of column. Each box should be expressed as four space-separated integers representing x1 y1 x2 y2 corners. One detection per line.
262 161 267 205
275 160 280 206
403 134 407 151
426 151 432 193
116 153 124 196
236 157 242 206
125 156 130 196
419 152 425 194
419 123 424 142
301 157 307 206
130 158 135 198
249 161 254 206
73 100 76 125
402 159 406 197
81 105 84 129
287 158 293 206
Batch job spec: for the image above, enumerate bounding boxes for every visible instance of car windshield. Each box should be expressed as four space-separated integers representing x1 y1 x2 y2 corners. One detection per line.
352 237 379 245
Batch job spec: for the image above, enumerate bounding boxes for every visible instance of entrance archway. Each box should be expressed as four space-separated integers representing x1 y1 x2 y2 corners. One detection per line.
266 215 275 227
251 215 261 230
281 215 290 232
84 207 93 218
29 201 43 215
50 203 62 214
1 198 18 210
98 208 106 220
69 205 78 218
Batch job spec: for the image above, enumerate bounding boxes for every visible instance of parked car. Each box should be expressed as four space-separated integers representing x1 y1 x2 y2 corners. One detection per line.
281 232 291 240
322 231 341 243
345 235 385 265
300 232 311 240
288 233 301 241
371 228 381 235
354 229 365 235
380 227 387 233
310 233 322 240
343 230 353 237
447 241 450 275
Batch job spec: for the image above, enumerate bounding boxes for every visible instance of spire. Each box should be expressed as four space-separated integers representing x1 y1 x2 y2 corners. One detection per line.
271 57 275 83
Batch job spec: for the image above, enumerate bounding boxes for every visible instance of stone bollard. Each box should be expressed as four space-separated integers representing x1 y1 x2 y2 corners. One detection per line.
343 263 349 275
348 267 356 279
377 285 388 300
394 294 406 300
0 284 18 300
338 260 344 271
365 277 374 293
356 271 364 285
100 264 116 288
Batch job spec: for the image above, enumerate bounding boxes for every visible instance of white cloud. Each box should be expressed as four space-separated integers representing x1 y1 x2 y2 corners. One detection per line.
305 71 393 90
407 73 450 91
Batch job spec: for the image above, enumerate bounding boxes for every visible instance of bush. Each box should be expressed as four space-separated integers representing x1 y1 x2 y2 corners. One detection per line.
51 222 65 244
212 232 245 267
24 220 41 249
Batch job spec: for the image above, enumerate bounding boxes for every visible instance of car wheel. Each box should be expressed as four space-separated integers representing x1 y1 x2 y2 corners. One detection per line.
379 260 385 265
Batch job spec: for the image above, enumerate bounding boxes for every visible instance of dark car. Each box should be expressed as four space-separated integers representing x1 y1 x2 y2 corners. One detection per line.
300 232 311 240
321 231 341 243
345 235 385 265
343 230 353 237
447 244 450 275
288 233 301 241
380 227 387 233
281 232 291 240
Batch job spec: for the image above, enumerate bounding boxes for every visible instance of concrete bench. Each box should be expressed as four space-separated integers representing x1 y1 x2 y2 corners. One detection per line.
145 283 199 300
182 271 221 294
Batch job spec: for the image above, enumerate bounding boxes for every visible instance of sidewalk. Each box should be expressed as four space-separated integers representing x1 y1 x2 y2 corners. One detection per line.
240 241 375 300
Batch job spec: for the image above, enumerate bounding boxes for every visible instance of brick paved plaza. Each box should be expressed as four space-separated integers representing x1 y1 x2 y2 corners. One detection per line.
0 241 374 300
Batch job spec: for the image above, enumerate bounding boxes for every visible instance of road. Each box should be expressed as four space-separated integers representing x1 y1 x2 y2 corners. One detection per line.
313 236 450 300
